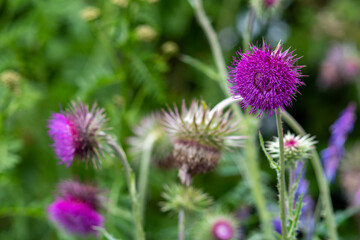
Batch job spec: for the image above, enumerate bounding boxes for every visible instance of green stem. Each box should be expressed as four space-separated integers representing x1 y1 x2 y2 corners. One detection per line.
190 1 273 237
178 209 185 240
275 109 288 240
138 133 157 223
191 0 242 120
210 96 274 239
243 8 255 48
281 110 339 240
108 138 145 240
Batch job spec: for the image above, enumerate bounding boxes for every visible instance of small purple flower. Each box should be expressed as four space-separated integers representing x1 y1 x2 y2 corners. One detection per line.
48 100 108 167
322 103 356 182
228 41 304 117
272 218 282 234
212 220 234 240
48 199 104 236
47 180 105 236
264 0 277 8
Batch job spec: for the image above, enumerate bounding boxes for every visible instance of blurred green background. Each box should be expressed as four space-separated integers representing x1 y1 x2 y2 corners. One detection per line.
0 0 360 239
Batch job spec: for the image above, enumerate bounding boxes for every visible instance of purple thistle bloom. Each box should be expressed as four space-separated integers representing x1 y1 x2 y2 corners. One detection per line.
48 100 108 168
322 103 356 182
228 40 304 117
48 199 104 236
47 180 106 236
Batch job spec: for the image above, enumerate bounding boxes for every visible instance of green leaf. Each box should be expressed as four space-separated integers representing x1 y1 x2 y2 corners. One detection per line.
258 131 279 171
180 55 219 82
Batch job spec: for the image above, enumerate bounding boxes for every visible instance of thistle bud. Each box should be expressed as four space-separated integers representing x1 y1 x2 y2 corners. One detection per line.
160 184 212 213
0 70 21 94
266 131 316 166
193 212 239 240
162 100 245 185
47 180 106 236
135 25 157 42
48 100 109 168
80 6 100 21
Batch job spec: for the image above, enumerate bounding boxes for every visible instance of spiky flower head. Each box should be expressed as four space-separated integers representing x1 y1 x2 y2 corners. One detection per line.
160 184 212 213
266 131 316 165
127 113 174 168
47 180 106 236
193 211 239 240
48 100 109 168
162 100 245 184
228 41 304 117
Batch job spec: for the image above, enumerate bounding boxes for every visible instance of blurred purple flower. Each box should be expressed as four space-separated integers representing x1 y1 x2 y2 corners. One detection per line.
272 218 282 234
318 43 360 89
48 199 104 236
322 103 356 182
228 40 304 117
47 180 105 236
212 220 234 240
48 100 108 168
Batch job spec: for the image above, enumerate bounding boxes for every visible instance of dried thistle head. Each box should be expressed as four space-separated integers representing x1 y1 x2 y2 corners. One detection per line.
162 100 245 184
127 112 175 168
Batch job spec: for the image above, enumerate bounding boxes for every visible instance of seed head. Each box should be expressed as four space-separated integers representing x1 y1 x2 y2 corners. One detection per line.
162 100 245 184
48 100 109 168
135 25 157 42
80 6 100 21
193 212 239 240
228 40 304 117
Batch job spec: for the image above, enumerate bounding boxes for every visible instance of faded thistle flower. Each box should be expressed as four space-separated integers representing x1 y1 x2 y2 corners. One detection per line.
340 142 360 207
266 131 316 165
193 211 239 240
160 184 212 213
48 100 109 168
162 100 245 185
127 113 174 168
318 43 360 89
47 180 106 236
161 41 179 57
322 103 356 182
228 40 304 117
111 0 129 8
80 6 100 21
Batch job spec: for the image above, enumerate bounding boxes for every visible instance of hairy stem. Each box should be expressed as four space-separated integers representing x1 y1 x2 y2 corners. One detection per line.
108 138 145 240
138 133 158 223
275 109 288 239
178 209 185 240
281 110 339 240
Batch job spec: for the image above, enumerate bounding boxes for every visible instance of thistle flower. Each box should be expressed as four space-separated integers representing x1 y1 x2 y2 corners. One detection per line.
228 41 304 117
322 103 356 182
266 131 316 165
318 43 359 89
47 180 105 236
127 113 174 168
162 100 245 185
193 212 239 240
48 100 108 168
